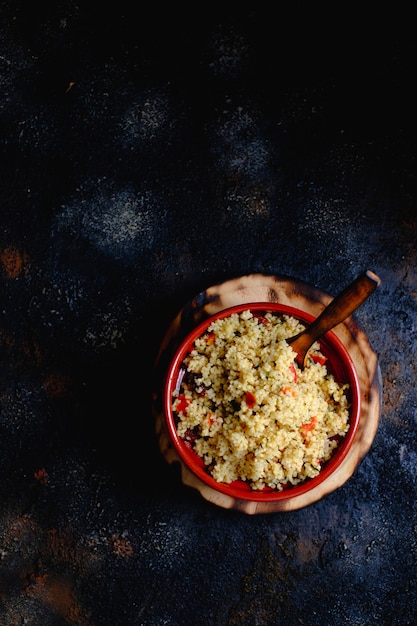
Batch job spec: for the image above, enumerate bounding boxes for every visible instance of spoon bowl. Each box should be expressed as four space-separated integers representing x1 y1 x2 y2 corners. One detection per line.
287 270 381 369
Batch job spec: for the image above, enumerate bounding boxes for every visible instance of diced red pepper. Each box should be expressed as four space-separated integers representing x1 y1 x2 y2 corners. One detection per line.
300 416 317 439
253 313 270 326
207 412 216 426
289 363 297 383
311 353 327 365
245 391 257 408
205 332 216 345
176 394 191 414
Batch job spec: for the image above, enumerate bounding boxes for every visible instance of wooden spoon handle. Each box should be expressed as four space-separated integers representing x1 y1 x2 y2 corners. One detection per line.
288 269 381 367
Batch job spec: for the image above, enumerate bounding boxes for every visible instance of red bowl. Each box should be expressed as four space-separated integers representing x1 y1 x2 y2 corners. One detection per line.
163 302 361 502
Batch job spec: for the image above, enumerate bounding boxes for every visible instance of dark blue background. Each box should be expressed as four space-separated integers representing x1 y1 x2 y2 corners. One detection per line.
0 4 415 624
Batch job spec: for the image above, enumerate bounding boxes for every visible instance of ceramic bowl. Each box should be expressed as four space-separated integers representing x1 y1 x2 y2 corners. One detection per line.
163 302 361 503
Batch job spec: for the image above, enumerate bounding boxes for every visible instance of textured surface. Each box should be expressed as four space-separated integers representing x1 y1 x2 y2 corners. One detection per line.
0 4 416 625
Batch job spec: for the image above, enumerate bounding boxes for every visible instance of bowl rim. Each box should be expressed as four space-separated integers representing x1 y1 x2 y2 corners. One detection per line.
163 301 362 502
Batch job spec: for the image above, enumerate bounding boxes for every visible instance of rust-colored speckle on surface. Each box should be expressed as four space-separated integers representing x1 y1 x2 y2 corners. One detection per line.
34 468 49 484
111 534 134 559
0 246 29 278
23 340 43 365
42 373 72 397
46 528 80 567
8 515 36 542
25 571 93 626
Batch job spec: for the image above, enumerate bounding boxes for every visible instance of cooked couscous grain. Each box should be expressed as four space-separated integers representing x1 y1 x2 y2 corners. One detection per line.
172 309 350 490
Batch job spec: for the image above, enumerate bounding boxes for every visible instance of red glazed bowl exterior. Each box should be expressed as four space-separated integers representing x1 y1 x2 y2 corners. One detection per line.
163 302 361 502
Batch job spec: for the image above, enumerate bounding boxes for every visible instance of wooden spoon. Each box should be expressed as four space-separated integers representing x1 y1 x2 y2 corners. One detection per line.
287 269 381 369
